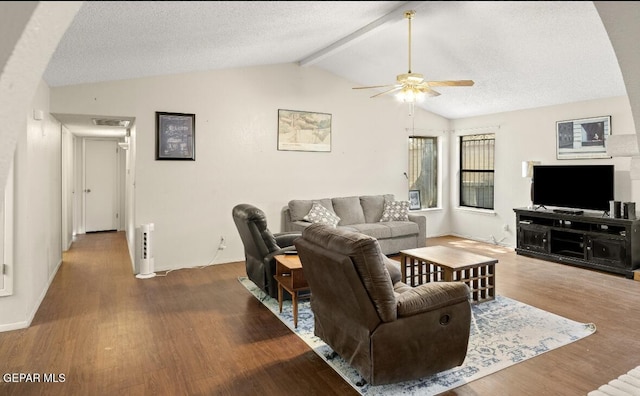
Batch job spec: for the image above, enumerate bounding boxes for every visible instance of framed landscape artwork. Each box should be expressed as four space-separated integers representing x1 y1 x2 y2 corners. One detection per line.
156 112 196 160
277 109 331 152
556 115 611 159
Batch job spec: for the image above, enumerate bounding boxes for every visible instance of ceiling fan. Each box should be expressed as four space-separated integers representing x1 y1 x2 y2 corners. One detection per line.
352 10 474 103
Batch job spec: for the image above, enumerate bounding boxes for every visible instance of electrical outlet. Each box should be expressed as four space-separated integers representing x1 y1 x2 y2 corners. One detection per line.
218 236 226 250
502 224 509 232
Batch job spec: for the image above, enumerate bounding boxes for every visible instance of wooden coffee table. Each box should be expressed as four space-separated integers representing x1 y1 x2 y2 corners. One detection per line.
400 246 498 303
274 254 310 328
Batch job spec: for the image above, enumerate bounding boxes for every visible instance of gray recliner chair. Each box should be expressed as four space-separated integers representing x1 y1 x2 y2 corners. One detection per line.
295 223 471 386
232 204 301 298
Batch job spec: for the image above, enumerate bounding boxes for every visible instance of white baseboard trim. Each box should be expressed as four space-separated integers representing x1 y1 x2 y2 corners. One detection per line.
449 232 515 249
0 258 63 333
0 320 29 332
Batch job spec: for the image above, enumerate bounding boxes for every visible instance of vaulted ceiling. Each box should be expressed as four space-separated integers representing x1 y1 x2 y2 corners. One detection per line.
44 1 626 121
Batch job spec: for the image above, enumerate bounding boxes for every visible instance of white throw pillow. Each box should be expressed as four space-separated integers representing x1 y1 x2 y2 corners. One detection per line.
303 202 341 227
380 200 410 222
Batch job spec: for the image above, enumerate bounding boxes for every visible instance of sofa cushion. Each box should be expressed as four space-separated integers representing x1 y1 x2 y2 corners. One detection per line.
348 223 393 240
360 194 394 223
380 221 419 237
303 202 341 227
289 198 334 222
332 196 366 226
380 200 410 222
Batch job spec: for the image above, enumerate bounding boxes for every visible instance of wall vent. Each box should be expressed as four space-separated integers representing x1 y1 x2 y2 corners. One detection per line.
92 118 131 127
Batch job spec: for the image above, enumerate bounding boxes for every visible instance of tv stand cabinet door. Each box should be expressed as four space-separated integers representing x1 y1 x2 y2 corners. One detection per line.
518 224 550 253
586 235 628 270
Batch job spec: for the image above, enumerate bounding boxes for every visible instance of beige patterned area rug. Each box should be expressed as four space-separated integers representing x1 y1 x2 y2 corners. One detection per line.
239 277 596 395
588 366 640 396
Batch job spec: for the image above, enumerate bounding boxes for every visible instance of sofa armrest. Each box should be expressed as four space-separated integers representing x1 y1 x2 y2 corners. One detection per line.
408 213 426 247
274 232 302 248
282 207 294 231
396 282 469 318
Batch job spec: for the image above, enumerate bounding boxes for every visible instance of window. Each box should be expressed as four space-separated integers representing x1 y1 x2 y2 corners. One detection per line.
408 136 438 209
460 133 495 210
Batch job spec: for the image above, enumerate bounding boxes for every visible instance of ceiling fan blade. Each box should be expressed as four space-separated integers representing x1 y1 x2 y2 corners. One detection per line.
370 85 403 98
352 84 397 90
417 86 441 97
425 80 475 87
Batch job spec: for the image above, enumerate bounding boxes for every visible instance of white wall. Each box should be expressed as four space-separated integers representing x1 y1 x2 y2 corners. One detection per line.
49 63 637 275
0 80 63 331
51 64 450 271
449 95 634 247
125 126 137 268
61 124 74 249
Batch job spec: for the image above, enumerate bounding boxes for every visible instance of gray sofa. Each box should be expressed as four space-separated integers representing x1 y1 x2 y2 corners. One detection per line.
283 194 426 255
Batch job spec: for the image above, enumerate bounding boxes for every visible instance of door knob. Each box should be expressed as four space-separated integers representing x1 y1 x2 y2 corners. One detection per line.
85 189 91 193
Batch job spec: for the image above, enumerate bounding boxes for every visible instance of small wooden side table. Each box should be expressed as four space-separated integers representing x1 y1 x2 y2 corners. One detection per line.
274 254 310 328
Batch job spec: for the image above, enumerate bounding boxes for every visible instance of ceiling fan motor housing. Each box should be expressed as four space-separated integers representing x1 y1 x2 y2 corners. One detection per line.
397 72 424 84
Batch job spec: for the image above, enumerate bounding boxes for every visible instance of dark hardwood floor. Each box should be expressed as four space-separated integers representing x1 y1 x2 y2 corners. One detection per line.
1 232 639 395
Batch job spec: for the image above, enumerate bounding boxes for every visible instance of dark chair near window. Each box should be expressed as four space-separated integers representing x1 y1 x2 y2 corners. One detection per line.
295 223 471 386
232 204 301 298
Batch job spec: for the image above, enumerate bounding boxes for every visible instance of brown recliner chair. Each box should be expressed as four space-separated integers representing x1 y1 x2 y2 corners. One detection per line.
295 223 471 386
232 204 301 298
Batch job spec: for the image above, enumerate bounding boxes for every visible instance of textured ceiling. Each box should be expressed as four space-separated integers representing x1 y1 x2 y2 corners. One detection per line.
44 1 626 121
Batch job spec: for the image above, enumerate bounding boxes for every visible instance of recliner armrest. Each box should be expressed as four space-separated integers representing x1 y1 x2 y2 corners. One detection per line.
264 246 297 264
396 282 469 318
274 232 302 248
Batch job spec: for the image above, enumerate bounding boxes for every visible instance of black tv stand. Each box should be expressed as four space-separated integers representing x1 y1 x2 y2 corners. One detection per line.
514 207 640 278
552 209 584 215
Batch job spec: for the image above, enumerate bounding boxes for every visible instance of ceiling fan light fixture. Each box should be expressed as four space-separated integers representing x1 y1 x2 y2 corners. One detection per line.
397 86 425 103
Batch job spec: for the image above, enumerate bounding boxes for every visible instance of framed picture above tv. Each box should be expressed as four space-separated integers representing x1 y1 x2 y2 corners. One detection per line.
556 115 611 160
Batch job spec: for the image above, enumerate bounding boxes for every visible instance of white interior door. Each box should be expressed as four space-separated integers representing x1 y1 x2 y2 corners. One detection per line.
84 139 118 232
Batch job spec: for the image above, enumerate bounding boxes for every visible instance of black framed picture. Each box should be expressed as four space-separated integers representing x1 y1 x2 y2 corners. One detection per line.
156 112 196 160
409 190 421 210
556 115 611 160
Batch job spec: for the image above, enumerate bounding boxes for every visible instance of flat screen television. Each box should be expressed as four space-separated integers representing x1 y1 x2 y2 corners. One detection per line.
532 165 614 212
